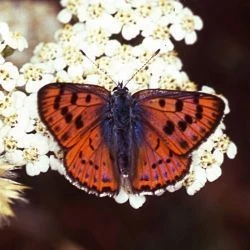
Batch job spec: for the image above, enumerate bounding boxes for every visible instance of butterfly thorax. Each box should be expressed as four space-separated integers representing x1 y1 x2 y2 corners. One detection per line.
112 86 131 127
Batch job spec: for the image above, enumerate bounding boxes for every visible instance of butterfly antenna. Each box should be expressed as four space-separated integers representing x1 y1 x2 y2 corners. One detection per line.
124 48 161 87
80 50 117 86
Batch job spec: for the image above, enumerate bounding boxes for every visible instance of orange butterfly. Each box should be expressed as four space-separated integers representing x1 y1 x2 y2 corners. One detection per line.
38 82 225 196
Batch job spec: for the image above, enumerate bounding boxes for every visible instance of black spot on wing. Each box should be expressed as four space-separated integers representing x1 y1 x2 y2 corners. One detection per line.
179 140 188 149
195 113 203 120
65 113 73 123
185 115 193 124
154 138 160 150
54 125 60 132
86 94 91 103
89 138 95 151
61 106 68 115
61 132 70 142
193 94 199 104
175 100 183 112
178 120 187 132
75 115 84 129
191 135 198 141
159 99 166 107
71 93 78 105
163 120 175 135
53 96 60 110
195 105 203 120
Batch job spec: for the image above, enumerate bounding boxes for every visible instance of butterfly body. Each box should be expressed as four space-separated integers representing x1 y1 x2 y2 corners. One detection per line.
38 82 225 197
102 85 139 177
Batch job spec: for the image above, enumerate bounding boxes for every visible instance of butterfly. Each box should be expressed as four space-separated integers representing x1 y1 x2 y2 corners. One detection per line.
38 82 225 197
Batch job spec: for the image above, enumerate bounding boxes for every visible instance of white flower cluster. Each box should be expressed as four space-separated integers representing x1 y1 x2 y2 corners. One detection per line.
0 0 237 209
0 23 64 179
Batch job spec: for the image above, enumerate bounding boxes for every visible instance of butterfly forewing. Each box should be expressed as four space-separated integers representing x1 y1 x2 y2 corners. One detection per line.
38 83 110 149
38 83 119 195
133 89 225 156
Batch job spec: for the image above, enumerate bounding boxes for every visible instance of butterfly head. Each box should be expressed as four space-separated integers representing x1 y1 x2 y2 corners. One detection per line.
113 81 129 95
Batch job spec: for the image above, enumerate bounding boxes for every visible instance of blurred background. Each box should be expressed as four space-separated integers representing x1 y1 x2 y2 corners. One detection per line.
0 0 249 249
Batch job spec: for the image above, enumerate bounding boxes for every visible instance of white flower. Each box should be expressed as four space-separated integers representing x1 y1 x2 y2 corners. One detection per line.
114 188 146 209
166 181 183 193
53 45 86 71
107 57 139 85
0 22 28 52
132 1 162 38
226 142 237 159
24 92 39 119
104 39 121 57
157 0 184 23
0 62 21 91
126 69 152 93
55 23 86 48
213 133 237 160
184 165 207 195
79 27 113 58
114 5 140 40
3 128 29 166
23 134 50 176
31 43 65 72
49 155 66 176
56 64 85 83
0 91 26 118
192 146 224 183
5 31 28 52
77 1 120 34
160 50 183 71
169 7 203 44
19 63 54 93
154 67 184 90
57 0 85 24
142 26 174 52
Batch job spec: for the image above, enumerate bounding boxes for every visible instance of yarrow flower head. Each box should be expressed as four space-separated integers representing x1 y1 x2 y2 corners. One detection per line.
0 1 237 211
0 158 28 226
0 22 28 61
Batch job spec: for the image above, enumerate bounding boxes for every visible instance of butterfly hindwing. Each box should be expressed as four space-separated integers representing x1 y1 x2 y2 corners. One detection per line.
38 83 119 195
65 124 119 195
132 123 190 193
133 89 225 156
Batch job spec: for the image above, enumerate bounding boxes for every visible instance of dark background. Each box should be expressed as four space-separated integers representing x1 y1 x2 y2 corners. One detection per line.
0 0 249 250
